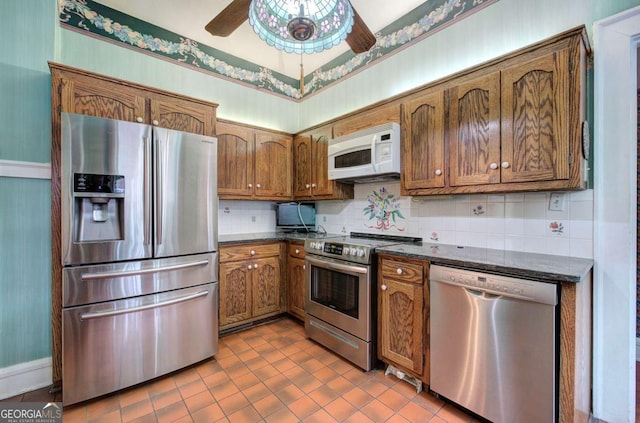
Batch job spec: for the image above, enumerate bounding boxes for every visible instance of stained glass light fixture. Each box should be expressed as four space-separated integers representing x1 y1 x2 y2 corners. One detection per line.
248 0 355 54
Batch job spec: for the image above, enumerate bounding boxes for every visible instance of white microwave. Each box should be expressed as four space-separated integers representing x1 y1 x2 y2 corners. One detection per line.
328 122 401 183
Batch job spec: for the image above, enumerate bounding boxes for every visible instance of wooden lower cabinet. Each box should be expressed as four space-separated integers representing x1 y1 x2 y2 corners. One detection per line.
377 255 429 384
287 243 306 321
219 242 284 330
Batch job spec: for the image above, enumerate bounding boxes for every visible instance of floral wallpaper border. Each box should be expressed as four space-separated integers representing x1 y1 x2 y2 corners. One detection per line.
58 0 499 100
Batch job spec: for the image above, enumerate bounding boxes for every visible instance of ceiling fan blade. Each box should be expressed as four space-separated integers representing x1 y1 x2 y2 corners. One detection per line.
205 0 252 37
346 6 376 53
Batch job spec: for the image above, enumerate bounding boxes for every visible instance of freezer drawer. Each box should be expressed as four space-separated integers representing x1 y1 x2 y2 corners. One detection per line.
62 283 218 405
63 253 217 307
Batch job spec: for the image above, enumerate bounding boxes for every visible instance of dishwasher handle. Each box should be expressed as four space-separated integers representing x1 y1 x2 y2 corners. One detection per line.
429 264 557 306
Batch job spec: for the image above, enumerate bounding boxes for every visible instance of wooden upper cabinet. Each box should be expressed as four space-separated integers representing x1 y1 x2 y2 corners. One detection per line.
293 134 311 197
59 75 147 122
449 72 501 187
149 94 215 135
216 121 292 200
292 125 353 200
402 89 446 190
254 130 292 198
332 103 400 138
51 63 217 136
216 121 255 197
501 49 570 184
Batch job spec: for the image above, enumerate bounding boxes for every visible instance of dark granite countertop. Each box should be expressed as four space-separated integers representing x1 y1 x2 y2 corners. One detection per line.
218 231 341 245
375 243 593 283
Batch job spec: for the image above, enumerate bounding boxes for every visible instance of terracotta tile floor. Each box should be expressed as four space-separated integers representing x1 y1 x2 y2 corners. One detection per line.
3 318 478 422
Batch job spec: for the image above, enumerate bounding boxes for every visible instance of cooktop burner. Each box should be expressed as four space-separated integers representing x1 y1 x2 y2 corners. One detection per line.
304 232 422 264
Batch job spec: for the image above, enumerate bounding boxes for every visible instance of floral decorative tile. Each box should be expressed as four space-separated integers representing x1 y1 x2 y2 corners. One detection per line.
363 187 405 231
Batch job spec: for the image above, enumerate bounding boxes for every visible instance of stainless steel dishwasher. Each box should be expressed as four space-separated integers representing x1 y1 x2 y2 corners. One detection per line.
429 264 559 423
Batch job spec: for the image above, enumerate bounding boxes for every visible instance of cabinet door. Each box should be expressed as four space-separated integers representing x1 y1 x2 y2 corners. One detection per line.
59 76 147 123
402 90 446 190
310 129 334 197
149 95 215 136
293 135 312 197
379 278 424 375
449 72 501 186
219 261 251 327
501 49 570 183
216 122 255 197
252 256 281 317
254 131 292 198
287 256 306 321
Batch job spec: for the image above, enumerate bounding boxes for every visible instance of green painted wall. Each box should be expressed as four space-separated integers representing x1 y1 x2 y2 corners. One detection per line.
0 0 56 368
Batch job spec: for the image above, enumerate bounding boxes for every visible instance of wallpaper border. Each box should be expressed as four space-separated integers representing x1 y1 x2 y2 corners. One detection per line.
58 0 499 101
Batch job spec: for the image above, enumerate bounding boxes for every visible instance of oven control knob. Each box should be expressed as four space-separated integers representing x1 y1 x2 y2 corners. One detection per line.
344 248 350 256
357 249 365 257
350 247 357 256
316 242 324 250
309 242 316 249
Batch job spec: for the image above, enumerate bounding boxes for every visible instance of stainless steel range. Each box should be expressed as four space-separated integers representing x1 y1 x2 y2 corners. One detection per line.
304 232 421 370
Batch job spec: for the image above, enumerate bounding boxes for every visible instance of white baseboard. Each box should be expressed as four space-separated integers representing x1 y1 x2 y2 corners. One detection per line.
0 357 52 400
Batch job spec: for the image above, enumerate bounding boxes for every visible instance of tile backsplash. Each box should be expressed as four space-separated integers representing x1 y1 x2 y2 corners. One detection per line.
218 183 594 259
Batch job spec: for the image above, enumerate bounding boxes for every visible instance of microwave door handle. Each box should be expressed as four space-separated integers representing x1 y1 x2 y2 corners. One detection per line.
370 134 377 172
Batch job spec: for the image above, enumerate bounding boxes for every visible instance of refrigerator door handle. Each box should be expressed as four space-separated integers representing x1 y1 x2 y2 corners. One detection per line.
80 289 209 320
80 259 210 281
143 135 152 246
156 131 164 246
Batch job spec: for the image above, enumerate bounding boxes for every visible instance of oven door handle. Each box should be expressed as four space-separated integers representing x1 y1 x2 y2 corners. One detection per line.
305 255 369 275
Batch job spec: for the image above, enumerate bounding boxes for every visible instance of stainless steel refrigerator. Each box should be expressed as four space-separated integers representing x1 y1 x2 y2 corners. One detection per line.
60 112 218 405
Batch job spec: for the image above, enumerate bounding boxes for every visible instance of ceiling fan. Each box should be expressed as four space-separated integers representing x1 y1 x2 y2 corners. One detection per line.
204 0 377 54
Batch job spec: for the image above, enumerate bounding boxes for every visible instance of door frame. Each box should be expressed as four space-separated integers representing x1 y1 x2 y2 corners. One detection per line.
593 6 640 422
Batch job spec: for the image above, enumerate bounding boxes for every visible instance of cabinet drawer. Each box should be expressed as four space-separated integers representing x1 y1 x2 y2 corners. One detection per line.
220 243 281 262
288 243 305 259
380 258 424 284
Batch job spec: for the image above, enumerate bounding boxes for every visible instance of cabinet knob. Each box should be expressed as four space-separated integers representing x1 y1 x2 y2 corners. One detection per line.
501 161 510 169
303 264 306 270
396 268 403 275
311 183 317 188
490 163 498 170
250 250 256 256
253 264 259 269
305 184 310 189
136 117 143 123
248 183 253 188
435 169 442 176
247 265 253 270
295 248 300 254
152 119 159 126
381 284 388 291
256 184 261 189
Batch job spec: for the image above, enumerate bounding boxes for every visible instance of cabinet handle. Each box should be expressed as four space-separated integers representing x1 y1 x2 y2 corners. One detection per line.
501 161 510 169
295 249 300 254
256 184 261 189
490 163 498 170
250 250 256 256
396 268 403 275
136 117 143 123
305 184 310 189
381 284 388 291
152 119 159 126
248 183 253 188
435 169 442 176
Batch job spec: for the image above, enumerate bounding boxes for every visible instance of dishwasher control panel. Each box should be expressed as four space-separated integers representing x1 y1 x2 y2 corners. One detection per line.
429 265 557 305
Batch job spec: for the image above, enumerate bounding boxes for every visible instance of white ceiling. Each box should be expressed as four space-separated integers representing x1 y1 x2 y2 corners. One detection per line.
94 0 426 79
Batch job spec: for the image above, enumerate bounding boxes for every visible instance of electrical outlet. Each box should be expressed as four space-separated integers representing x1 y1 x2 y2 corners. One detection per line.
549 193 565 211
